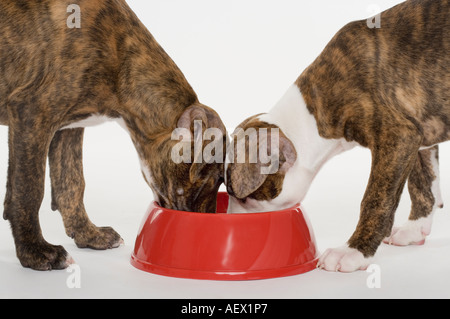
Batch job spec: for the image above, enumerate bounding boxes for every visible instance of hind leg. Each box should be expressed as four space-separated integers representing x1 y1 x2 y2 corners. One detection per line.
49 128 123 249
384 145 443 246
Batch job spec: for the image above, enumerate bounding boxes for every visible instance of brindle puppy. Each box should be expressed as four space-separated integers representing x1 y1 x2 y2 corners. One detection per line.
0 0 226 270
226 0 449 272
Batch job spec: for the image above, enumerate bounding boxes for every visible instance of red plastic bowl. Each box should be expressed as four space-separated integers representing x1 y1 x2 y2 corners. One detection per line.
131 192 318 280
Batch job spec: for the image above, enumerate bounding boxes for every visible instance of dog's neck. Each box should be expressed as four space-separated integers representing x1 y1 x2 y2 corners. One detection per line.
108 13 200 195
111 13 199 163
259 84 356 202
116 19 198 139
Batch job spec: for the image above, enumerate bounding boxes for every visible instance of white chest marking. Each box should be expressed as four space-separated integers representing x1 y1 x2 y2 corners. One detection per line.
60 114 117 130
232 85 358 213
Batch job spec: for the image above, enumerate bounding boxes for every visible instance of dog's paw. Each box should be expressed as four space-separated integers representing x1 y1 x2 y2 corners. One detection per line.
73 225 124 250
18 241 74 271
383 218 431 246
317 246 371 272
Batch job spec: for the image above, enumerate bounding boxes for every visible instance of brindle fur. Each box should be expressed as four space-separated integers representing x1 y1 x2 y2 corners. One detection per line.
297 0 449 257
226 116 295 201
0 0 225 270
408 146 442 218
228 0 449 259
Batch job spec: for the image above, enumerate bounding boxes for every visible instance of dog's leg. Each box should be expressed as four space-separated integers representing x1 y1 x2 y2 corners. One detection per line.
318 122 422 272
4 123 73 270
384 145 443 246
48 128 123 249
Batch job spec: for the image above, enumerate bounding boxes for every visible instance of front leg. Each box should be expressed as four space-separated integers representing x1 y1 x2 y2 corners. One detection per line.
318 124 422 272
49 128 123 249
4 124 73 270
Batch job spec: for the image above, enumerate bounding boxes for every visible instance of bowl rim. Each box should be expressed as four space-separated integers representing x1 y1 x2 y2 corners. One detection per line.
150 193 302 217
130 254 319 281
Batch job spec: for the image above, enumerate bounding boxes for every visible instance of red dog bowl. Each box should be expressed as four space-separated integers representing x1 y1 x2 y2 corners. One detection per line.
131 192 318 280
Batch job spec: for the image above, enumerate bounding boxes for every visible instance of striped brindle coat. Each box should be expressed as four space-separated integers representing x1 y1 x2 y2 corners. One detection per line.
0 0 226 270
226 0 449 272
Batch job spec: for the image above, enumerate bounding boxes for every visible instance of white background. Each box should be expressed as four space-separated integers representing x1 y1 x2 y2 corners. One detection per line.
1 0 450 298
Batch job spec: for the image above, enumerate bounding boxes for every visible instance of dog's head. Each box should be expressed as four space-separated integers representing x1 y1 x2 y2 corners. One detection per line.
225 115 303 213
142 104 227 213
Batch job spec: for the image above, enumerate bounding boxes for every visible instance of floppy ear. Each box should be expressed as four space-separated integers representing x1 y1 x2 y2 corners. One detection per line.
278 135 297 173
228 131 297 199
177 104 226 183
229 162 268 199
177 105 208 131
177 104 226 134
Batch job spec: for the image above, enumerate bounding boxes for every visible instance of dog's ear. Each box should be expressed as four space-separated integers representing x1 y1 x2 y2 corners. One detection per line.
177 104 226 134
177 104 226 183
228 131 297 199
277 135 297 173
177 105 207 131
229 162 268 199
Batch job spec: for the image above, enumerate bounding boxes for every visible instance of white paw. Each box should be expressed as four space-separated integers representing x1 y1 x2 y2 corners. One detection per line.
383 218 431 246
317 246 371 272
